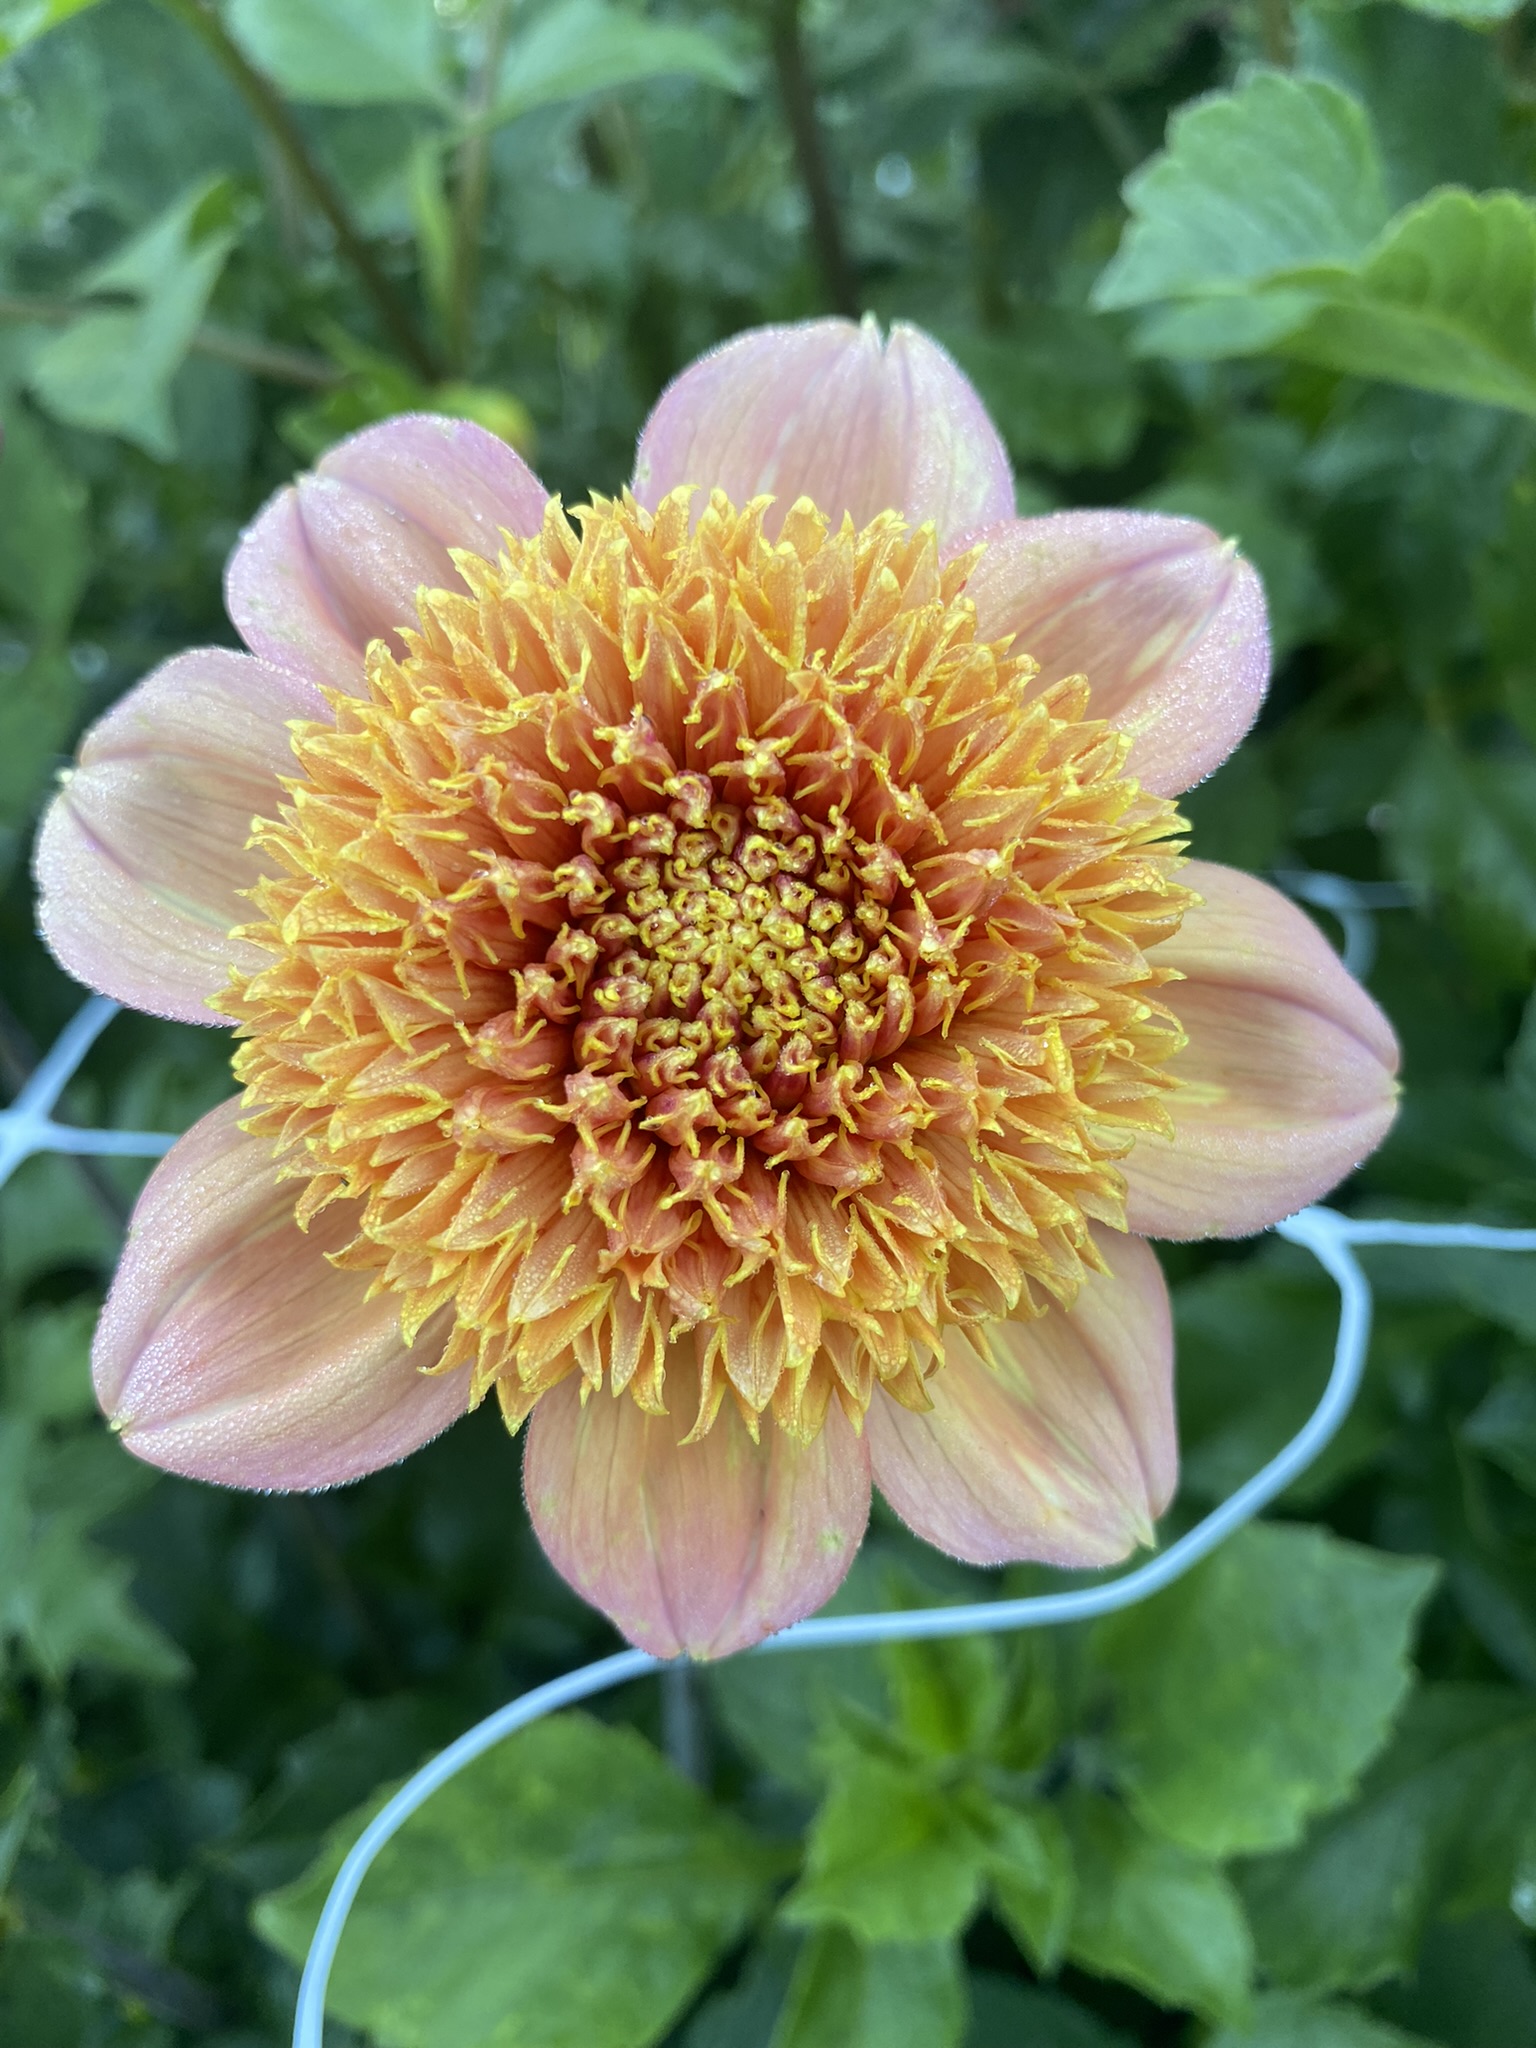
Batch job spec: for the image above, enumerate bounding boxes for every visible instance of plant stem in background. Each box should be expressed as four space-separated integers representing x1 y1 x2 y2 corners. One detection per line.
769 0 858 318
152 0 444 382
1018 2 1140 176
188 322 340 387
20 1903 225 2032
449 0 513 374
1258 0 1294 66
660 1662 706 1784
0 294 339 388
1079 86 1141 177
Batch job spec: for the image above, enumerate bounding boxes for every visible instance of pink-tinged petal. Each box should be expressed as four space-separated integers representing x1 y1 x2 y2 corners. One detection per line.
632 317 1014 544
868 1228 1175 1569
288 474 461 649
319 412 549 555
1123 861 1400 1240
523 1345 871 1658
95 1099 467 1489
226 413 550 692
223 489 367 697
964 510 1269 796
34 648 319 1025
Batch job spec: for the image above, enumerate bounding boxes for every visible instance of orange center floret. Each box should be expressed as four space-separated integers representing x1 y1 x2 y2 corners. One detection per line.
223 489 1193 1443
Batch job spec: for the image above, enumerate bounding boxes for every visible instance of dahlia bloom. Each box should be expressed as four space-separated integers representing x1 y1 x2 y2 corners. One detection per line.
35 318 1399 1659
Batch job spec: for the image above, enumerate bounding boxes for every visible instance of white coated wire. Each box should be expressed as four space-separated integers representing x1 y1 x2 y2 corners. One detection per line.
0 994 175 1187
289 1204 1536 2045
1274 868 1414 979
3 957 1530 2048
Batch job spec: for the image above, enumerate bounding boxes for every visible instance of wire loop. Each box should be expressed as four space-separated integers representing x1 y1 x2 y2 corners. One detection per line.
289 1204 1536 2046
5 1000 1530 2048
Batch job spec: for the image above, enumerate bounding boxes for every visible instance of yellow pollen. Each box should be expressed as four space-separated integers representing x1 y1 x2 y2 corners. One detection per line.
221 488 1194 1443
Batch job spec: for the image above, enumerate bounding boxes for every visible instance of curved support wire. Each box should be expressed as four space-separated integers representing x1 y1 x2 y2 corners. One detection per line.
1274 868 1414 979
8 1007 1533 2047
0 996 176 1188
290 1204 1536 2046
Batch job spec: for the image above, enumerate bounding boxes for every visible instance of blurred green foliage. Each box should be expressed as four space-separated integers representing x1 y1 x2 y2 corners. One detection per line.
2 0 1536 2041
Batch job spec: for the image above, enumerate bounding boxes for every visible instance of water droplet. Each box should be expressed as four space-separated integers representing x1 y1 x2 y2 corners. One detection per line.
875 153 914 200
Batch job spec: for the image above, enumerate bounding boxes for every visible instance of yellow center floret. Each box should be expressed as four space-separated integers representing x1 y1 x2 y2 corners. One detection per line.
223 490 1193 1442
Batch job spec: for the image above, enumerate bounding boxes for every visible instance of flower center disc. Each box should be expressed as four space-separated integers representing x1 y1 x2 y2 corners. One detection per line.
225 490 1192 1441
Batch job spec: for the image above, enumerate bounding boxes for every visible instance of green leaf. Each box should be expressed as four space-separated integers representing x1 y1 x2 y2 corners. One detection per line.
255 1712 774 2048
706 1555 888 1792
1061 1791 1253 2024
1205 1989 1436 2048
984 1795 1075 1974
0 1419 187 1686
1241 1685 1536 1992
1173 1254 1379 1510
938 312 1144 473
3 1299 98 1423
0 404 90 634
490 0 747 129
0 0 103 59
216 1695 449 1896
965 1973 1133 2048
78 173 245 298
1386 735 1536 973
510 180 634 290
769 1930 965 2048
226 0 450 109
1509 987 1536 1146
1094 70 1389 311
1390 0 1521 20
682 1932 798 2048
28 177 245 458
1095 1523 1438 1857
1297 3 1510 207
1438 1254 1536 1342
1464 1362 1536 1494
1135 292 1325 361
0 650 83 851
1098 66 1536 417
1279 189 1536 417
0 1153 118 1302
782 1745 989 1944
13 1518 190 1684
1372 1912 1536 2045
880 1628 1006 1760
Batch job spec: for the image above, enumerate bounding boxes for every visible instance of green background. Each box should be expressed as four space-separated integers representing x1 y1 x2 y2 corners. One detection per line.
2 0 1536 2042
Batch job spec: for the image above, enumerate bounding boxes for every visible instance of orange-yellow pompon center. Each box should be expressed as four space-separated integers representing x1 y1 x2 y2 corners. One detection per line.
223 487 1193 1445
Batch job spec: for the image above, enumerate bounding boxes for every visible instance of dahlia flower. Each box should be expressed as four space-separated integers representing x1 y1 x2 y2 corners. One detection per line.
35 318 1398 1658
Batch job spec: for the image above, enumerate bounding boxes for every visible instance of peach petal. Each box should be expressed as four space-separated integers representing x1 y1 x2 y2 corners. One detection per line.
34 648 321 1024
631 317 1014 544
963 510 1269 796
523 1344 871 1657
291 474 461 649
867 1228 1175 1568
223 488 367 696
226 413 550 692
1123 861 1400 1240
95 1099 467 1488
320 412 549 555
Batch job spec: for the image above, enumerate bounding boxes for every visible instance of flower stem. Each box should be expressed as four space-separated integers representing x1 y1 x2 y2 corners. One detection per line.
448 0 512 373
1258 0 1294 66
0 292 338 388
152 0 443 382
660 1661 706 1783
769 0 858 318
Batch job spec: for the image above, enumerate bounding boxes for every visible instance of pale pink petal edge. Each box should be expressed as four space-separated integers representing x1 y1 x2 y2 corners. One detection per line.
96 1100 469 1489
